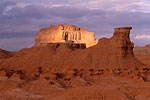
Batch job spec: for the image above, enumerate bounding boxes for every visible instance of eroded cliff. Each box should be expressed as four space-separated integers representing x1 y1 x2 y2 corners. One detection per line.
72 26 143 68
35 24 98 48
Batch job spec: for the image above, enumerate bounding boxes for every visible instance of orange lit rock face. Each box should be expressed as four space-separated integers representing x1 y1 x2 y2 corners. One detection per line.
112 26 134 57
35 24 98 47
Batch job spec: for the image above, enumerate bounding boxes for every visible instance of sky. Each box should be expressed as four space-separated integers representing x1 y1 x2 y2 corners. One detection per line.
0 0 150 51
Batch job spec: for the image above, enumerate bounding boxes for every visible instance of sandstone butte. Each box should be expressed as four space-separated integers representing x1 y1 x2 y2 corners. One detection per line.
0 24 144 73
35 23 98 48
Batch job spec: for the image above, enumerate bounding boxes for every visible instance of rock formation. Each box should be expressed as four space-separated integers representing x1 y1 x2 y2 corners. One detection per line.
75 26 143 68
0 26 144 73
134 45 150 66
0 25 148 100
35 23 98 48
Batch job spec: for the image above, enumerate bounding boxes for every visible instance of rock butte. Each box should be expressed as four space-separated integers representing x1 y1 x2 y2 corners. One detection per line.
35 23 98 48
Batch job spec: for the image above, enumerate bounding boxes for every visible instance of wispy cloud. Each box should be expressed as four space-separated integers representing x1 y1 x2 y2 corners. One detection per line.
135 35 150 39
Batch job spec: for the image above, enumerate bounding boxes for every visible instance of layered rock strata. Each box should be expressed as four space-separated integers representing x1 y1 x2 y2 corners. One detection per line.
73 26 142 68
35 24 98 48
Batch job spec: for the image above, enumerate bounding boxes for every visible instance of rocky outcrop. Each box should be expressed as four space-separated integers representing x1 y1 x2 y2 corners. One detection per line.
112 26 134 57
35 24 98 48
77 26 144 68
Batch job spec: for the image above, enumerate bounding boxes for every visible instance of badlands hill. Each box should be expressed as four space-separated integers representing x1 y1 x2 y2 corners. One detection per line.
0 24 150 100
134 45 150 66
0 49 15 59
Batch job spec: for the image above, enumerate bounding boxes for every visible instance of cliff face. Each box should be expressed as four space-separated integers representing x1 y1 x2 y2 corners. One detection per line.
35 24 98 47
112 26 134 57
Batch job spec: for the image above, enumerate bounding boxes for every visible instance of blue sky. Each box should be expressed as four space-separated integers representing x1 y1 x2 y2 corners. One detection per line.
0 0 150 51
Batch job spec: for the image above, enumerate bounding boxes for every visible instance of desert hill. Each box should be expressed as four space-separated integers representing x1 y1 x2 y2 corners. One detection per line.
0 49 15 59
134 45 150 66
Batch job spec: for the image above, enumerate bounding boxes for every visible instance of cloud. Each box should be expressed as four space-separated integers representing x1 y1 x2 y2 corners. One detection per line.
135 35 150 39
0 37 34 51
0 0 150 50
